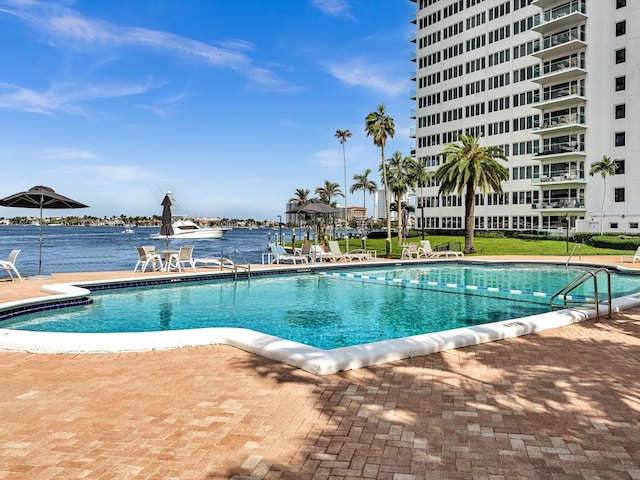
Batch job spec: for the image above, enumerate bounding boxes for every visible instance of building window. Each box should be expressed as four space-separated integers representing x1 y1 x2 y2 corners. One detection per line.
630 223 638 229
616 48 626 64
614 188 625 202
614 159 625 174
617 0 626 8
616 76 626 91
610 223 619 229
615 104 626 119
616 21 626 36
615 132 626 147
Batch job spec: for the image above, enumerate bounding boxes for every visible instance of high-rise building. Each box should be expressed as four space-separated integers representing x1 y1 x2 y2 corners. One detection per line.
411 0 638 234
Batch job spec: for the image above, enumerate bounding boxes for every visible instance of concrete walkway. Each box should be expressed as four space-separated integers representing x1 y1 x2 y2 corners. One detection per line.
1 257 639 479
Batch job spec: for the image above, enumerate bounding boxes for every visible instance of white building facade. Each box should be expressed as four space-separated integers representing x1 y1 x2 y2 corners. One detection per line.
411 0 639 234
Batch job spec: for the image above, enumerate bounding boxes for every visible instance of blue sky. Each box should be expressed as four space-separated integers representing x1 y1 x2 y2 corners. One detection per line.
0 0 416 221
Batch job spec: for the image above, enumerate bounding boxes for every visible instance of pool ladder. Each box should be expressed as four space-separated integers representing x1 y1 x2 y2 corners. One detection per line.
550 268 611 322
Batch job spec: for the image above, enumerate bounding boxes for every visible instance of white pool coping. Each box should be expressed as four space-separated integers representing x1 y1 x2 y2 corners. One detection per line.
2 261 640 375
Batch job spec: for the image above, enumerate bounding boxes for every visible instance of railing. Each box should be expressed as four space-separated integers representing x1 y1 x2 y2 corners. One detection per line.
538 0 586 25
566 243 582 266
531 171 585 184
542 85 585 102
536 27 586 52
218 247 251 280
435 241 462 252
550 268 611 322
542 56 585 76
532 199 585 209
534 141 585 156
534 113 585 130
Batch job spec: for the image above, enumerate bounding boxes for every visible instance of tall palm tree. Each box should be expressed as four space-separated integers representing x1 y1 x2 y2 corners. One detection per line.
335 129 352 249
381 151 412 245
435 133 508 254
407 156 434 239
350 169 378 211
365 104 395 256
589 155 617 235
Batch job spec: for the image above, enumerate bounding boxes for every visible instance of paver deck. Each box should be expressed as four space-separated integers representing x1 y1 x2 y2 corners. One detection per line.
1 257 639 479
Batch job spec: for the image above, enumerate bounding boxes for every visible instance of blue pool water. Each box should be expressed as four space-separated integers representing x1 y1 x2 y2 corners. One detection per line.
4 264 640 350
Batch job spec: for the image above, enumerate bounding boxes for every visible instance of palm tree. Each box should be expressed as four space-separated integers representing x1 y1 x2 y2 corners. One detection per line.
335 129 352 249
315 180 342 206
589 155 617 235
289 188 310 205
407 156 434 239
381 151 412 245
435 133 508 254
365 104 395 256
350 169 378 212
315 180 342 240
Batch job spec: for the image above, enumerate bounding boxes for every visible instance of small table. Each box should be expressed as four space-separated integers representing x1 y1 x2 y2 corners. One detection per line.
160 250 179 271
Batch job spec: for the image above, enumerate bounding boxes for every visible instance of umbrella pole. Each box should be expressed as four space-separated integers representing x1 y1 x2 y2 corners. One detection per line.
38 203 44 277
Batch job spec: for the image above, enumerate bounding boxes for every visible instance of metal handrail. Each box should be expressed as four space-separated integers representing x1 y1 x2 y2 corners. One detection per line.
565 243 581 266
550 268 611 322
219 247 251 280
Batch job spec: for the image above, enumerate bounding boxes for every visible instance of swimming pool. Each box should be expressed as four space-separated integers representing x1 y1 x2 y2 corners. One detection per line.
3 261 640 374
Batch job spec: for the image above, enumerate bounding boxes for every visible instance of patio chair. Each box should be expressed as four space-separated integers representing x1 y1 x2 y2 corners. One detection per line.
134 246 163 272
271 245 307 264
322 241 348 262
401 243 421 259
418 240 464 258
0 249 22 281
167 245 197 272
620 246 640 263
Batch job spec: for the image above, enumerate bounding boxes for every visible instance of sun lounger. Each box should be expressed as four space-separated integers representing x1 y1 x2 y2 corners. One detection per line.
194 256 236 269
620 246 640 263
0 249 22 281
418 240 464 258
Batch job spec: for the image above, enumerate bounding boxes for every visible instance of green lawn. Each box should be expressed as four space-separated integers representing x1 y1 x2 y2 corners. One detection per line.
329 235 632 259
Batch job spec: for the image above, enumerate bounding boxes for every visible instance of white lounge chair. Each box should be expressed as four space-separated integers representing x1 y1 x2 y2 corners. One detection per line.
418 240 464 258
401 243 421 259
0 249 22 281
620 246 640 263
134 246 163 272
167 245 197 272
271 245 307 264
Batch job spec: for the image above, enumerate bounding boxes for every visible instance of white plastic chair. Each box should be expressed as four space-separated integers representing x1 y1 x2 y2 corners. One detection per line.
167 245 196 272
0 249 22 281
134 246 163 272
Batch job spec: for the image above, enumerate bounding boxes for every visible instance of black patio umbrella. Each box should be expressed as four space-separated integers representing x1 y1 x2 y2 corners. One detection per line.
159 194 174 249
0 185 89 277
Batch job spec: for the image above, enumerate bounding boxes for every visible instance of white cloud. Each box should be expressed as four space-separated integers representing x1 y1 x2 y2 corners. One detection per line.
324 57 409 97
0 0 295 90
311 0 353 19
0 80 158 116
39 147 98 161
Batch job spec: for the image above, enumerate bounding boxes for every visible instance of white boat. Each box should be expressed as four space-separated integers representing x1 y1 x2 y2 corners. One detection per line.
122 226 135 234
149 219 229 240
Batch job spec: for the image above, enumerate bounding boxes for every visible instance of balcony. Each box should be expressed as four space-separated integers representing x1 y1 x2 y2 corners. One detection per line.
410 89 416 100
410 109 416 119
410 51 416 62
532 0 567 8
533 85 585 109
410 12 417 24
531 171 586 185
532 1 587 35
532 56 585 84
534 141 586 161
410 70 416 81
532 198 585 211
532 28 586 59
410 127 416 138
410 32 416 43
533 113 586 135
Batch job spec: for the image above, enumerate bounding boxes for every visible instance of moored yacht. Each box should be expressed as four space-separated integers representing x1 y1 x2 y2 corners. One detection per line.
150 219 229 240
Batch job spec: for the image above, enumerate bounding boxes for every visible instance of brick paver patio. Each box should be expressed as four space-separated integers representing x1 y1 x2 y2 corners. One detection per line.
1 258 639 479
